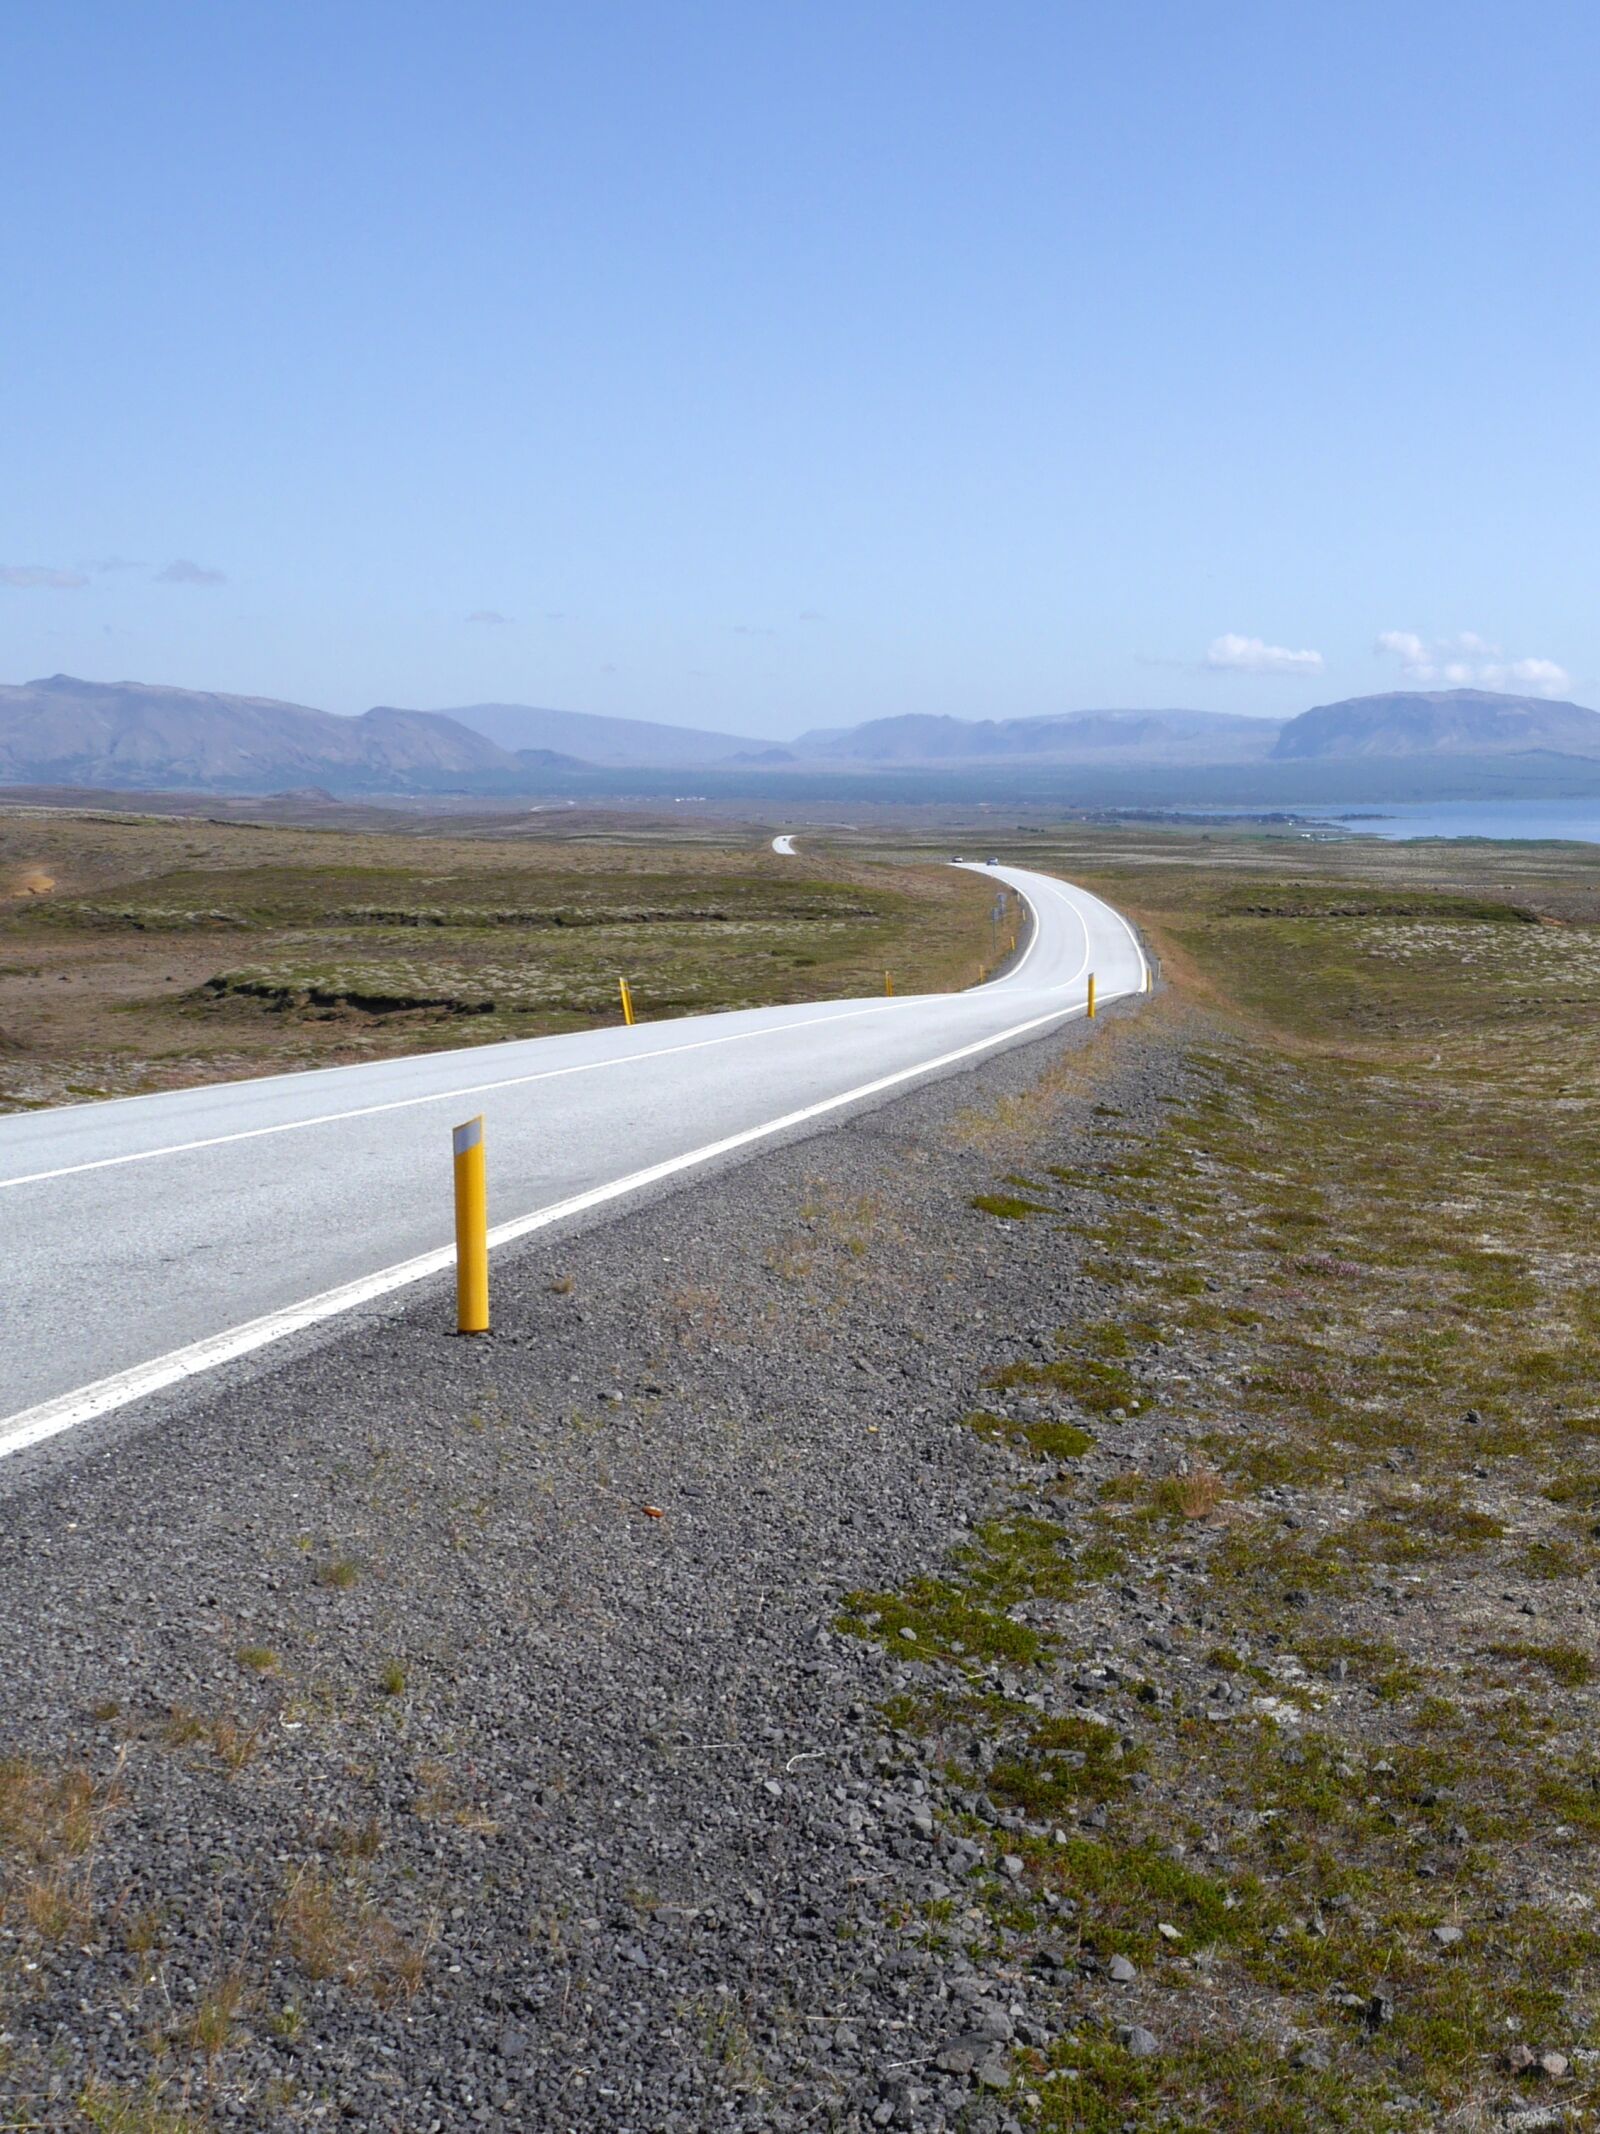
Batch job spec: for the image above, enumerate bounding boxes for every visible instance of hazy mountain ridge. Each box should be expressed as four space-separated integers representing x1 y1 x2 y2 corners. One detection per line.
2 675 1598 796
435 700 766 767
791 708 1280 764
0 675 564 791
1271 688 1600 761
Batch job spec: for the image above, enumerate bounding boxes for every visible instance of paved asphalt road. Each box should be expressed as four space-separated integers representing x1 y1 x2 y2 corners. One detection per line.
0 863 1145 1456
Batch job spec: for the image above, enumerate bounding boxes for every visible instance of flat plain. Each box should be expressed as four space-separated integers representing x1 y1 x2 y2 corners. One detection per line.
0 805 997 1112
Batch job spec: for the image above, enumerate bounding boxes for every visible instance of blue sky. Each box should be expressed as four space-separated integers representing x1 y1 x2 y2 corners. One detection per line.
3 1 1597 736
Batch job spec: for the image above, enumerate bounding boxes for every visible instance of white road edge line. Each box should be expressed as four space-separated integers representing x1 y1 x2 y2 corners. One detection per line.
0 981 1124 1461
1 863 1109 1194
0 996 920 1192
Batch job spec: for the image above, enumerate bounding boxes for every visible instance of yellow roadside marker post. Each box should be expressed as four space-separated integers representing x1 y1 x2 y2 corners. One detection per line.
452 1115 489 1335
1087 972 1097 1019
884 971 894 996
619 977 636 1026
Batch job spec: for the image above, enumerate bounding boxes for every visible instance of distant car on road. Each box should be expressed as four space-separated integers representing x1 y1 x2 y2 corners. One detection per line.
987 855 1000 866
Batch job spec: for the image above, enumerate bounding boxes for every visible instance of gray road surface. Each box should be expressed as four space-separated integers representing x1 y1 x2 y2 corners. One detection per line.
0 864 1145 1454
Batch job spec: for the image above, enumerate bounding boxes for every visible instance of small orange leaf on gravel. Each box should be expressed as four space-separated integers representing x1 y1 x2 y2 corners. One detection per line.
642 1505 664 1519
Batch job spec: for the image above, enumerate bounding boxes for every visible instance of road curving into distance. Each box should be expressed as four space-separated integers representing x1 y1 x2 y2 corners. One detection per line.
0 862 1146 1459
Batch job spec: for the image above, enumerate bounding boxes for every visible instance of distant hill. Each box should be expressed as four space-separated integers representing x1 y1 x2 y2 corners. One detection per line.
438 700 767 768
0 674 521 788
1273 689 1600 761
792 708 1280 764
0 674 583 791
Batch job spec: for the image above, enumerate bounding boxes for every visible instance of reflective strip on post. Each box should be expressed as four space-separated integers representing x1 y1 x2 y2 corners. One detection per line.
452 1114 489 1334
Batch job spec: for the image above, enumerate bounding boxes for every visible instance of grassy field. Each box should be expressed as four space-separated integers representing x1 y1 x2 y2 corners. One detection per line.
0 807 997 1112
840 821 1600 2127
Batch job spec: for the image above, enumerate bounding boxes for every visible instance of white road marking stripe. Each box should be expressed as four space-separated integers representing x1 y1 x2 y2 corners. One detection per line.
0 997 916 1192
2 870 1106 1193
0 982 1118 1460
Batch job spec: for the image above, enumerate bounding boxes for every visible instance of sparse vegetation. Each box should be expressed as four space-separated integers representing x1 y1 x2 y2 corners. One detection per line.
970 1190 1052 1220
0 806 997 1110
79 2079 202 2133
962 1409 1094 1461
842 818 1600 2127
276 1864 428 2003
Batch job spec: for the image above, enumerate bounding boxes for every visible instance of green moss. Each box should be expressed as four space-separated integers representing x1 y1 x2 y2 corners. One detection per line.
988 1716 1145 1819
1036 2029 1387 2133
1517 1538 1584 1580
1543 1470 1600 1507
970 1191 1053 1220
962 1410 1094 1461
1488 1640 1594 1687
987 1352 1139 1416
837 1579 1043 1669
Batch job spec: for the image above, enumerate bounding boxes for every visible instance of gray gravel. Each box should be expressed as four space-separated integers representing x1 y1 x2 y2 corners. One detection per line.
0 998 1188 2130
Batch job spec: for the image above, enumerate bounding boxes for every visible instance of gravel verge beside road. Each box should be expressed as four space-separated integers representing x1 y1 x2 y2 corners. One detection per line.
0 996 1185 2132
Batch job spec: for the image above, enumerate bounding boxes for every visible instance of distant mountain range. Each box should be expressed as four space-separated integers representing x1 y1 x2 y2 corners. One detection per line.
791 708 1276 764
441 700 767 768
1 673 1598 797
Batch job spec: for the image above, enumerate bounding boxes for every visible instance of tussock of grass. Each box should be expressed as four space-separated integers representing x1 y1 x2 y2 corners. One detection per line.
276 1865 428 2003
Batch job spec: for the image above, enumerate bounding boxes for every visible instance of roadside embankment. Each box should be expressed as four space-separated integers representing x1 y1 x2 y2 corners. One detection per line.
0 995 1178 2132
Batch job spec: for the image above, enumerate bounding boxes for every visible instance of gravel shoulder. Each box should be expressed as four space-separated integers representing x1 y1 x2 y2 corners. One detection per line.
0 992 1182 2131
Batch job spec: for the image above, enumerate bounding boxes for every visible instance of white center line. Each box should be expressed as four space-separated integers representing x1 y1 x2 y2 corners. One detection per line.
0 986 1101 1460
0 996 917 1192
3 867 1125 1193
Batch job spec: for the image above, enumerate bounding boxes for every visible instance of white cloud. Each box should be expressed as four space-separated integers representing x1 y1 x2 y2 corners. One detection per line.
1204 632 1325 676
1375 630 1570 695
156 558 227 586
1503 656 1571 690
1 564 88 589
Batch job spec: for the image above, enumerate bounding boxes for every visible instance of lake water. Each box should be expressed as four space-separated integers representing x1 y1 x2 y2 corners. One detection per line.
1311 799 1600 845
